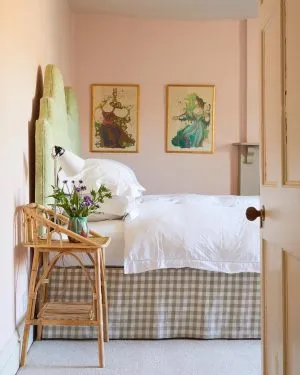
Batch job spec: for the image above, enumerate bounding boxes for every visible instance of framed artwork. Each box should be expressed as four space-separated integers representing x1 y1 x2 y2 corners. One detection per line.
90 84 139 152
166 84 215 153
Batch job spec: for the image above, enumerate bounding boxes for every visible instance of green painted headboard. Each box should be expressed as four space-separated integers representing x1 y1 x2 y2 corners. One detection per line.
35 64 81 206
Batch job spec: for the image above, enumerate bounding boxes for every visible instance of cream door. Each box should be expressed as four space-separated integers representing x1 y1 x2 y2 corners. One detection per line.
259 0 300 374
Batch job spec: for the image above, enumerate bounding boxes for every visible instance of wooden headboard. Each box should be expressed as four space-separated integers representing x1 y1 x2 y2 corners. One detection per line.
35 64 81 206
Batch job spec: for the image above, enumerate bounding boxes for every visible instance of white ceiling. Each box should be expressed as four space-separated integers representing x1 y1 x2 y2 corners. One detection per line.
68 0 258 21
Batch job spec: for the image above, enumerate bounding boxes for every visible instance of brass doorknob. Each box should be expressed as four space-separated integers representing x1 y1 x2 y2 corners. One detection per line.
246 206 265 227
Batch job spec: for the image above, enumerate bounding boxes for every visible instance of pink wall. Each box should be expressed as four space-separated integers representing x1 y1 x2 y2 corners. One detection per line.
74 15 259 195
0 0 73 355
247 18 260 142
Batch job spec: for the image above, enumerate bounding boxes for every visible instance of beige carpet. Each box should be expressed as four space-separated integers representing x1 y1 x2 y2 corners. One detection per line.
18 340 261 375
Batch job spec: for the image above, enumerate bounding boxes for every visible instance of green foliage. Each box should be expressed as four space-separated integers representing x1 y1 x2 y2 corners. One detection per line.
49 181 112 218
184 93 198 116
95 95 111 110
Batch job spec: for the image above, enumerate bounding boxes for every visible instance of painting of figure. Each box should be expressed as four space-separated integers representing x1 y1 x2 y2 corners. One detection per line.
91 84 139 152
166 85 215 153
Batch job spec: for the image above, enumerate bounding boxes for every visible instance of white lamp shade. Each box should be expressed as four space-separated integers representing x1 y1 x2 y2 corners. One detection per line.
58 150 85 176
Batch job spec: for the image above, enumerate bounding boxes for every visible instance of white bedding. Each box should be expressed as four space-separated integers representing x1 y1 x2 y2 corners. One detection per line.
124 194 260 274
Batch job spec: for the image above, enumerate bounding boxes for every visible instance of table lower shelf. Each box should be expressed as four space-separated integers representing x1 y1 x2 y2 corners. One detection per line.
38 302 95 321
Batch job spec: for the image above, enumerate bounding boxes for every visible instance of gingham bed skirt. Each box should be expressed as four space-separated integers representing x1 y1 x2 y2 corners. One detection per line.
42 267 261 339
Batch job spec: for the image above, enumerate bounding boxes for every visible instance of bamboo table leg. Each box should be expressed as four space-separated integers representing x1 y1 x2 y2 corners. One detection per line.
37 252 49 340
20 249 40 367
94 248 104 367
100 248 109 342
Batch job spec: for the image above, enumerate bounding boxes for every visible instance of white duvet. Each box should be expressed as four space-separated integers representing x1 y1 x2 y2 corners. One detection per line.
124 194 260 274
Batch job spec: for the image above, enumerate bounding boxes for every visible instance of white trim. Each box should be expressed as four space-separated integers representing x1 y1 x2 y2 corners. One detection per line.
0 324 33 375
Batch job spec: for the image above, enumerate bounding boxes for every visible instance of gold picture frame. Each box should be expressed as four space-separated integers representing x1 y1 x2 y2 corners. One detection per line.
90 84 139 153
166 84 215 153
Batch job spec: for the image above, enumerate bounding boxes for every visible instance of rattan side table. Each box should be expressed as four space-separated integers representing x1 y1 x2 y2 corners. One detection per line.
20 203 111 368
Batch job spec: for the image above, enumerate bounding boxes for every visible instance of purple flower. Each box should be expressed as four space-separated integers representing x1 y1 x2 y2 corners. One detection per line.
83 195 94 207
75 187 81 192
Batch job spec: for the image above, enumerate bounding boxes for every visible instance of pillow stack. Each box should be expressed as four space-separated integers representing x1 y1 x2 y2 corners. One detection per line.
58 158 145 221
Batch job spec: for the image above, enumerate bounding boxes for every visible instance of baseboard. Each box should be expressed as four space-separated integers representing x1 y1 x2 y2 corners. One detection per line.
0 323 33 375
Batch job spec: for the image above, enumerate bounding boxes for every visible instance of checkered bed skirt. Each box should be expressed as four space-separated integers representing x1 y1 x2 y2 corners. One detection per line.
42 267 261 339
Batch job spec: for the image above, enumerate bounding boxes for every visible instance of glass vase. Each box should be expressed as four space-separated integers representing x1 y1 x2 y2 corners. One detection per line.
68 216 89 243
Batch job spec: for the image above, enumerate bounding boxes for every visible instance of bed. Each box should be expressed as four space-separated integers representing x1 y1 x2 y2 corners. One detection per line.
35 64 261 340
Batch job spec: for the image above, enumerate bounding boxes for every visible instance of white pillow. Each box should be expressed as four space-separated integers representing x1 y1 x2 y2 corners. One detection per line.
58 158 145 198
83 159 145 198
88 195 140 222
